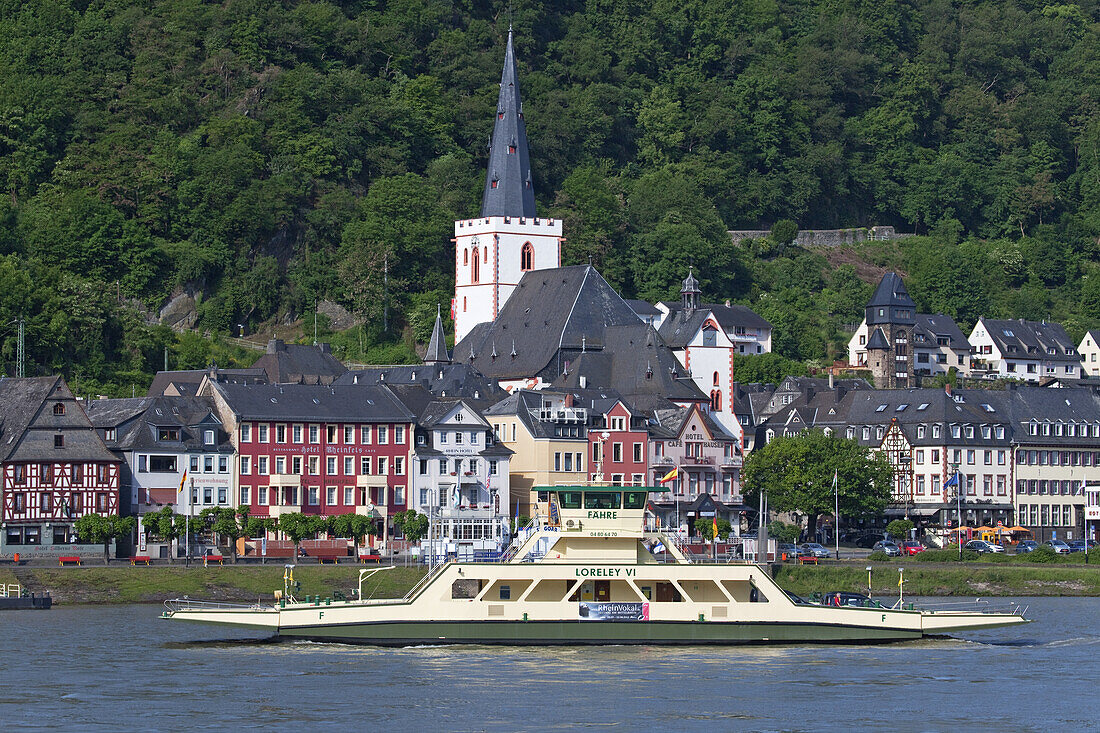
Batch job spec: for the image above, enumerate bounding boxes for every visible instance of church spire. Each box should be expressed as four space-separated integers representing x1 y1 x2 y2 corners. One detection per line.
424 305 451 364
481 26 537 218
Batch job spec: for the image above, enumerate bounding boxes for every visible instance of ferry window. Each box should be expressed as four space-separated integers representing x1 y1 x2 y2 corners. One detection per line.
499 585 511 600
623 491 647 509
584 492 621 509
558 491 582 509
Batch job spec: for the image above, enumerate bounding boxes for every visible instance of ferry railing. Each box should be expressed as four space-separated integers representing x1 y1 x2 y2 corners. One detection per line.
402 560 452 602
501 517 540 563
1 583 22 598
164 598 271 614
906 598 1030 616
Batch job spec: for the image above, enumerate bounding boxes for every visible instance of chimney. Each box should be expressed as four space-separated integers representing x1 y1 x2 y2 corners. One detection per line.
945 382 953 396
828 372 834 389
580 376 587 388
267 338 285 354
319 343 331 354
565 393 574 407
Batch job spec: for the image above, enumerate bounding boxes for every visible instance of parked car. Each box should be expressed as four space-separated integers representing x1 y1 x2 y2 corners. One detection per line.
799 542 830 558
872 540 902 557
964 539 1005 554
1044 539 1071 554
817 591 886 608
1068 540 1097 553
899 540 925 556
1014 540 1039 554
777 542 800 561
855 533 886 548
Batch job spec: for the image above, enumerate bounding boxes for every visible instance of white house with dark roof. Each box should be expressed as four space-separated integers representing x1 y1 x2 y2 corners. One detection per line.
389 386 512 561
1077 330 1100 377
968 317 1083 382
87 395 235 559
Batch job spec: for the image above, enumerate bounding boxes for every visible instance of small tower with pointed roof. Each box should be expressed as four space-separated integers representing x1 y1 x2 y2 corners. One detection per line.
864 272 917 388
453 27 562 345
680 267 700 315
424 305 451 365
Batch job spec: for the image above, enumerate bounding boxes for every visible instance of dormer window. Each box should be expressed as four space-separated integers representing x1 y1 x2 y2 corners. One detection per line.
53 403 65 416
54 434 64 448
204 430 215 445
157 428 180 442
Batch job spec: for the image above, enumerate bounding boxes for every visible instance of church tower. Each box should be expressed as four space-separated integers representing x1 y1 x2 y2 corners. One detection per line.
453 28 562 344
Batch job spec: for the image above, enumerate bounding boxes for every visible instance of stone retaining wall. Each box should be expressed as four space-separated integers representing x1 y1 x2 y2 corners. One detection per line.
729 225 913 247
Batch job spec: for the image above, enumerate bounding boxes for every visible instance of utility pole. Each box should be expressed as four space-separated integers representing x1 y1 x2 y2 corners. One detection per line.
383 254 389 334
16 318 24 378
163 347 168 373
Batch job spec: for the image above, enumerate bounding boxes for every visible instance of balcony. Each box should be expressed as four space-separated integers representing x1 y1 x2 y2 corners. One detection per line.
529 406 588 423
683 456 715 466
356 474 388 488
268 473 302 488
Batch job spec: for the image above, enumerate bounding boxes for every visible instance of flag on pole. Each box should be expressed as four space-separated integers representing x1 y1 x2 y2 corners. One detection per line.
944 473 959 488
178 469 188 494
832 469 838 491
659 467 678 484
712 515 719 544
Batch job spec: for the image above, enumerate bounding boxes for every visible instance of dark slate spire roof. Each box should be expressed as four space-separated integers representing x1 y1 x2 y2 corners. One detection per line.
866 327 890 350
424 305 451 364
481 27 537 218
866 272 916 325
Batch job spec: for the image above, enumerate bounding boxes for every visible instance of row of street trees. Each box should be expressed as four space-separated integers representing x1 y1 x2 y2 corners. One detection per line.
73 507 389 564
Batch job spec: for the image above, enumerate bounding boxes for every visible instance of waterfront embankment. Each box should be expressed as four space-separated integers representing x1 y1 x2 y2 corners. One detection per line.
776 562 1100 598
0 565 427 605
3 561 1100 605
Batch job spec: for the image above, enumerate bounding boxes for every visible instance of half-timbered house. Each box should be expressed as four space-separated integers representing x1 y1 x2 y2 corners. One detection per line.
0 376 121 556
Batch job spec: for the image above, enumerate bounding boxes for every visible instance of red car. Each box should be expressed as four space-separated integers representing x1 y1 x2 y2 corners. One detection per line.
900 540 925 556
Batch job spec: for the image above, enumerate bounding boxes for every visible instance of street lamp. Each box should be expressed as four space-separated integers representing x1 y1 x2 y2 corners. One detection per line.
949 463 963 560
866 565 873 596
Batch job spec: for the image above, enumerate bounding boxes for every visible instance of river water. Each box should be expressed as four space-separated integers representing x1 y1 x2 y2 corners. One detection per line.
1 597 1097 732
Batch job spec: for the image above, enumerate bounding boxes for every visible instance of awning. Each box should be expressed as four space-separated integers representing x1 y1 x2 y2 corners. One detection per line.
884 505 941 517
146 488 178 505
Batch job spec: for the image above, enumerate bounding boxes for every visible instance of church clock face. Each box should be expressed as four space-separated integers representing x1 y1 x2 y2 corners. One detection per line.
471 236 479 247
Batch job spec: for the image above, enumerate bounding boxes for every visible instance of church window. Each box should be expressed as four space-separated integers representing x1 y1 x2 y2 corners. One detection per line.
711 390 722 412
463 249 468 265
521 243 533 271
483 246 487 262
463 297 467 312
712 371 720 386
472 255 479 283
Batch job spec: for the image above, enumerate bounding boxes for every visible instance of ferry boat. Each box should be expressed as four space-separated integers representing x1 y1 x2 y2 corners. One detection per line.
162 486 1029 644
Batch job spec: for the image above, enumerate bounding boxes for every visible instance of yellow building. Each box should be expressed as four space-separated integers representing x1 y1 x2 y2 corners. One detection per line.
486 390 589 517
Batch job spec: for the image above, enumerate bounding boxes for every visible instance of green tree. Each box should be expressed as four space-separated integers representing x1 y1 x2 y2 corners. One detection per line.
392 510 429 544
276 512 326 561
693 517 732 541
200 505 251 563
74 513 136 565
141 506 184 563
742 431 894 540
885 519 914 540
767 520 802 544
328 512 379 555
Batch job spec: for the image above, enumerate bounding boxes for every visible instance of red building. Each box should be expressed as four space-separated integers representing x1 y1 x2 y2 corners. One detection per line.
207 382 416 548
588 398 649 485
0 377 121 555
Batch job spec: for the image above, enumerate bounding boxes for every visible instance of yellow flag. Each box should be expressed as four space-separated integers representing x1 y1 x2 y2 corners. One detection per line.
659 468 678 484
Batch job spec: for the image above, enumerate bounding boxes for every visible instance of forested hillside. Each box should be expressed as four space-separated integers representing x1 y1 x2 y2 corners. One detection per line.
1 0 1098 393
